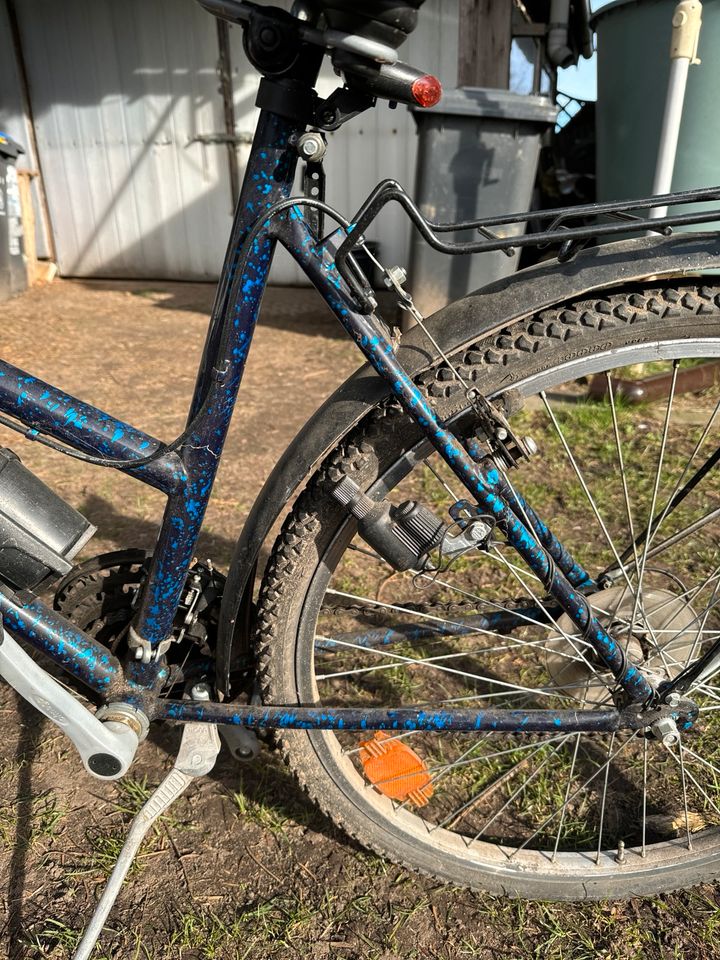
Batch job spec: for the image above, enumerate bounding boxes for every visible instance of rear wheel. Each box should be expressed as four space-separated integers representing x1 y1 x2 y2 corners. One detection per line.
256 283 720 898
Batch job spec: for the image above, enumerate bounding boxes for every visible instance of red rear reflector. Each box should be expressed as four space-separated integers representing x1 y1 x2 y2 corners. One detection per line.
411 75 442 109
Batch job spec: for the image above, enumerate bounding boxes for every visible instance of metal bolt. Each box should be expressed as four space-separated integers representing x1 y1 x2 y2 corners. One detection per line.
665 692 681 708
297 132 326 162
614 839 626 864
496 427 508 441
651 716 680 747
191 682 212 701
384 265 407 288
523 436 539 457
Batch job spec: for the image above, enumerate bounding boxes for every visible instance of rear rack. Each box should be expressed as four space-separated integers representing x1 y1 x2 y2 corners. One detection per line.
334 181 720 311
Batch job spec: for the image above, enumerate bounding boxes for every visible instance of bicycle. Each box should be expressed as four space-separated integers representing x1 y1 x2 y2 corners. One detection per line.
2 2 720 950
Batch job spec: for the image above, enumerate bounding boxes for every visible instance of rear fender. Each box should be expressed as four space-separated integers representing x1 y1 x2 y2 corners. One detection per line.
216 232 720 696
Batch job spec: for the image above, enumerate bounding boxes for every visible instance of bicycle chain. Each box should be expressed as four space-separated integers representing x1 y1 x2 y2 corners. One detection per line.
321 595 531 624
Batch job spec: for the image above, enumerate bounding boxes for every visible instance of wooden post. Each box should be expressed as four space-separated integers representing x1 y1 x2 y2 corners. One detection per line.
16 169 56 284
16 169 36 285
457 0 513 89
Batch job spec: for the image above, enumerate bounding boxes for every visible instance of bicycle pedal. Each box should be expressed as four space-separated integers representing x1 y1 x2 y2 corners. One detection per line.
359 731 434 807
72 722 221 960
220 724 261 762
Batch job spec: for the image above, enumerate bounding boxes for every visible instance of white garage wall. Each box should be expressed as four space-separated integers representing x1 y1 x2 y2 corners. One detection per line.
10 0 458 282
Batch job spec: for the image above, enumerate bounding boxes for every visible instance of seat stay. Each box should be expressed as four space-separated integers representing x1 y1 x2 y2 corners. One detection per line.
274 211 655 705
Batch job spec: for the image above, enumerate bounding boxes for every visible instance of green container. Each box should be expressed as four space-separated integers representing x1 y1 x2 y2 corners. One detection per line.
593 0 720 228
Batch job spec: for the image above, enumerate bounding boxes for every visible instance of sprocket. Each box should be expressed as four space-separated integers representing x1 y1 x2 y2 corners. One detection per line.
53 550 227 688
54 549 149 651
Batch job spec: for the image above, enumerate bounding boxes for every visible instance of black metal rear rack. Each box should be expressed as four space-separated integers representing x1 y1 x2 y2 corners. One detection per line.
334 180 720 312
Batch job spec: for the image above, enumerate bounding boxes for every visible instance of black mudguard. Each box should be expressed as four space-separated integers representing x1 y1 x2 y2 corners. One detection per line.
216 232 720 696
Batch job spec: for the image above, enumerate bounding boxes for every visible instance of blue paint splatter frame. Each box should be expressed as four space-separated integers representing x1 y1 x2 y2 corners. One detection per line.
0 102 668 733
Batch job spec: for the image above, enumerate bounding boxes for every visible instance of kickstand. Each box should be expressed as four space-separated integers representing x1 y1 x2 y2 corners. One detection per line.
72 722 221 960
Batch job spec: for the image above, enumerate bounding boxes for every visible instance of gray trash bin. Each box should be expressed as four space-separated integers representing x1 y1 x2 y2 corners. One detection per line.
0 133 27 302
407 88 557 317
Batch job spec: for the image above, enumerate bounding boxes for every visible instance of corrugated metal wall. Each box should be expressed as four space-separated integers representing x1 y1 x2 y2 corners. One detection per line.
0 1 52 258
5 0 458 283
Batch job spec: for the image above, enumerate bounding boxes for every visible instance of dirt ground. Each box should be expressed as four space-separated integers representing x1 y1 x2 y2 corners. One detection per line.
1 279 720 960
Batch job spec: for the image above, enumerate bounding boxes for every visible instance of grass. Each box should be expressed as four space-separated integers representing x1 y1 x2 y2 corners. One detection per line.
65 777 183 880
162 875 720 960
0 790 65 850
23 919 85 959
8 377 720 958
313 383 720 859
24 919 153 960
233 789 289 836
171 895 330 959
112 775 186 831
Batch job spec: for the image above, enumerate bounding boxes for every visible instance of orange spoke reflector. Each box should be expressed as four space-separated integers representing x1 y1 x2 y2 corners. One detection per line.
359 731 434 807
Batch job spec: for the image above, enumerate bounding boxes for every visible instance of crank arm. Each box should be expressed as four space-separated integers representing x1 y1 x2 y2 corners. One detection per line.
0 626 146 780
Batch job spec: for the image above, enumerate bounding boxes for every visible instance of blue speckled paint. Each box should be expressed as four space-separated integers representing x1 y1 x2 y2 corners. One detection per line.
155 699 630 733
0 109 306 697
0 103 661 731
0 587 134 697
280 211 654 706
133 111 305 650
0 360 185 495
314 606 547 651
466 443 595 591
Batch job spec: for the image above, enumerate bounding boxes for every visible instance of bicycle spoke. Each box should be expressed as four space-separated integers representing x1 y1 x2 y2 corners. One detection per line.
316 638 588 682
642 737 648 858
664 745 720 821
540 392 639 594
377 735 568 798
551 731 583 861
488 546 608 687
309 341 720 877
629 361 680 636
607 372 643 588
430 737 562 831
683 577 720 670
425 457 463 504
644 396 720 554
507 733 639 858
314 634 570 698
595 732 616 864
677 730 694 850
471 735 576 846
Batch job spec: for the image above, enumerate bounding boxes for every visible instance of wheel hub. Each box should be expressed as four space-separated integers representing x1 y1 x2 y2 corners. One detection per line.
546 585 700 703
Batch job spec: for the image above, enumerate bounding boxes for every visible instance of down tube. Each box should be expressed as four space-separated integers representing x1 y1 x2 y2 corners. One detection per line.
275 211 654 705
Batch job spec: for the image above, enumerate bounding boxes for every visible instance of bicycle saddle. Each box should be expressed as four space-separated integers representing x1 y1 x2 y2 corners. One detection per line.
317 0 427 51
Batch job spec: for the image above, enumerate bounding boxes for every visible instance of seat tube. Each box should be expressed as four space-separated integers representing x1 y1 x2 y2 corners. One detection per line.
130 108 306 663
